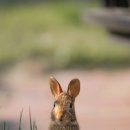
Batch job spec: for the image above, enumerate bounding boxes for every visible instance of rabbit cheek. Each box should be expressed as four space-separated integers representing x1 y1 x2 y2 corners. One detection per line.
54 106 63 121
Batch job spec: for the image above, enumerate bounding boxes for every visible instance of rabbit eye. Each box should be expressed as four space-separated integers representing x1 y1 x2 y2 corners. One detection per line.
53 101 58 107
70 103 73 108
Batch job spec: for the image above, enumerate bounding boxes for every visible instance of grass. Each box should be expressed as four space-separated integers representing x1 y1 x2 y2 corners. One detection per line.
1 109 38 130
18 109 23 130
0 2 130 70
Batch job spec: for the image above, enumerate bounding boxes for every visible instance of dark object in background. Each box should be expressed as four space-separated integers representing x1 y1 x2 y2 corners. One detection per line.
85 0 130 37
100 0 130 35
102 0 130 7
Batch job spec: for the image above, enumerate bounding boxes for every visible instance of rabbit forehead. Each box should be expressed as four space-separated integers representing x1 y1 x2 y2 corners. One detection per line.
56 92 72 104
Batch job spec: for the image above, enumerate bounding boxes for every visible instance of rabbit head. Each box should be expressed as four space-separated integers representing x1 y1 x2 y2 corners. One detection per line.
49 76 80 130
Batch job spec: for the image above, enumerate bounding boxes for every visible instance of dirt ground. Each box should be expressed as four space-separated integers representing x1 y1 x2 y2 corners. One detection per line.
0 61 130 130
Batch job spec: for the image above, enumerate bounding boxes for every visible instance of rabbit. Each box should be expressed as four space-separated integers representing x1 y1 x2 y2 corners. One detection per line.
48 76 80 130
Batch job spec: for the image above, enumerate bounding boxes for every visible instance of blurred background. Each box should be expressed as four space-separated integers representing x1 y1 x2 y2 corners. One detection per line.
0 0 130 130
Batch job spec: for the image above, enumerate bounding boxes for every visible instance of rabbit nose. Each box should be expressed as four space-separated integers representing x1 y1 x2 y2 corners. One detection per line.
54 106 64 121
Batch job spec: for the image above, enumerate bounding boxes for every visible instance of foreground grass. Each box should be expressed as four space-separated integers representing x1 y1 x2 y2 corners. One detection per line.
0 2 130 69
1 109 37 130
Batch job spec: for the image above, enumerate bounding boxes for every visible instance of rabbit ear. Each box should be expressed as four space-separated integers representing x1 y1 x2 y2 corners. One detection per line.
49 76 63 99
67 78 80 99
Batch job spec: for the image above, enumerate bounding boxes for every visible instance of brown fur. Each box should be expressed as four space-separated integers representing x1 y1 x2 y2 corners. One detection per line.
49 77 80 130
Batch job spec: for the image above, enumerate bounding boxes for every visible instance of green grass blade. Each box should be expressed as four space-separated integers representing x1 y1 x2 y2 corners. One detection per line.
3 121 6 130
18 109 23 130
33 121 37 130
29 107 33 130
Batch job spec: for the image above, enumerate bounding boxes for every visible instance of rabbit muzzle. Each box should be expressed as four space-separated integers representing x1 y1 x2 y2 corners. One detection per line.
54 105 64 121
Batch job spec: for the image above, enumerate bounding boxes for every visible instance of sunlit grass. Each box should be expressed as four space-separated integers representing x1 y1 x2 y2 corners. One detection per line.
0 2 130 70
